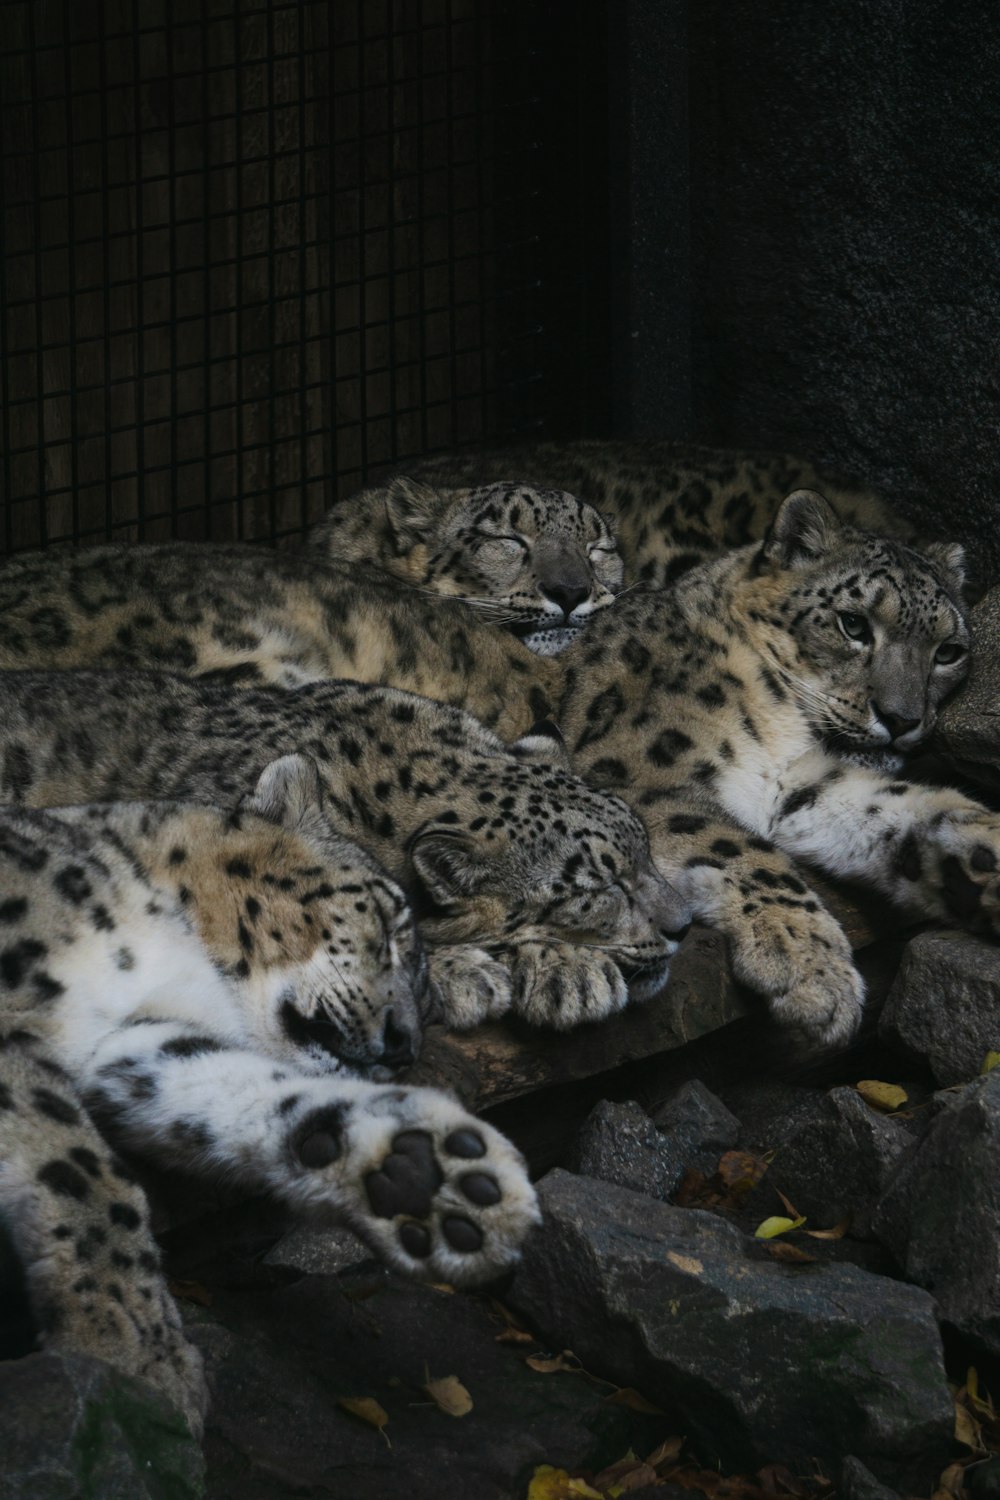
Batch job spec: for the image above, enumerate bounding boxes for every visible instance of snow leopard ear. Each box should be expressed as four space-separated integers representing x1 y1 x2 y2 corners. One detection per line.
509 719 571 771
922 539 967 593
242 754 324 829
382 477 444 549
762 489 842 568
410 830 489 907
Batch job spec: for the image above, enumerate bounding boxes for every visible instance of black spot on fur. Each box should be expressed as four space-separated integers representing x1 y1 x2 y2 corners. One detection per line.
38 1160 91 1200
897 833 922 883
54 866 93 904
668 813 707 834
0 939 47 988
160 1035 225 1059
648 729 694 767
109 1202 142 1230
780 785 820 820
31 1088 80 1125
0 898 28 923
940 855 983 921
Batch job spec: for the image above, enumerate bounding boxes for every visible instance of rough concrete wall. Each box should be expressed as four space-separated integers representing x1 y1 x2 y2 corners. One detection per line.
688 0 1000 568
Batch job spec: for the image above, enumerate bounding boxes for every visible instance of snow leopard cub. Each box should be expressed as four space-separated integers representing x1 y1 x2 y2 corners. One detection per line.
0 757 538 1433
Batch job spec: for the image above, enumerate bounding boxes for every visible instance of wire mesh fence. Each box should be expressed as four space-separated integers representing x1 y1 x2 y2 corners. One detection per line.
0 0 610 555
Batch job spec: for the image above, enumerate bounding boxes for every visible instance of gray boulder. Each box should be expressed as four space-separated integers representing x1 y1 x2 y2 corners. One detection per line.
512 1170 953 1488
569 1084 739 1201
874 1067 1000 1358
764 1085 911 1239
880 930 1000 1085
0 1351 204 1500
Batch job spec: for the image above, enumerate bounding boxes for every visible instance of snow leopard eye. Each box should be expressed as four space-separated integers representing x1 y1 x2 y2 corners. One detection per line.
934 641 966 665
837 611 872 644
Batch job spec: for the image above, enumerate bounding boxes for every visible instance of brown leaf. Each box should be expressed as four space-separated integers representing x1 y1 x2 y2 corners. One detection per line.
593 1456 659 1491
645 1436 685 1468
167 1278 212 1307
422 1367 473 1417
717 1150 771 1194
604 1386 664 1414
337 1395 391 1446
757 1463 809 1496
674 1167 709 1206
526 1350 583 1376
774 1188 804 1220
954 1399 984 1451
764 1241 818 1264
803 1217 851 1240
935 1460 968 1498
495 1325 536 1344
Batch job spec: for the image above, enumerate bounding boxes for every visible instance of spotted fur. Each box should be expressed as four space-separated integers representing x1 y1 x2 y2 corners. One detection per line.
0 761 540 1431
407 439 915 591
557 490 981 1049
0 541 557 737
310 476 623 655
0 672 690 1031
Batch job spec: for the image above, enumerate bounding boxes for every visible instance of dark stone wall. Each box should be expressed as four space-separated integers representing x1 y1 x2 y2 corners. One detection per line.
680 0 1000 567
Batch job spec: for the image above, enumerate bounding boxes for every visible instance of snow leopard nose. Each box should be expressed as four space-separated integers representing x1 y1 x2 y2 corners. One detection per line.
541 580 589 618
873 704 922 742
378 1008 416 1069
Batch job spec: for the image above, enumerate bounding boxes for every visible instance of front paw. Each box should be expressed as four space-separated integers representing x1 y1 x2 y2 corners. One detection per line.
930 810 1000 932
504 941 630 1028
427 945 512 1029
299 1086 540 1285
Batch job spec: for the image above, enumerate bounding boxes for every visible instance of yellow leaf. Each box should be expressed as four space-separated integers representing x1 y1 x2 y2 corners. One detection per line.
526 1466 604 1500
855 1080 908 1112
337 1396 391 1446
981 1051 1000 1075
422 1371 473 1417
966 1364 996 1418
953 1399 983 1450
755 1215 807 1239
604 1386 663 1414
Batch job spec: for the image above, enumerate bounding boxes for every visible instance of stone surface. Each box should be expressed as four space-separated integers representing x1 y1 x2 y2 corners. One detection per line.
650 1079 740 1176
935 588 1000 794
880 930 1000 1085
874 1068 1000 1359
0 1351 204 1500
569 1085 739 1202
511 1170 954 1488
762 1085 911 1239
840 1455 903 1500
262 1224 370 1276
184 1266 660 1500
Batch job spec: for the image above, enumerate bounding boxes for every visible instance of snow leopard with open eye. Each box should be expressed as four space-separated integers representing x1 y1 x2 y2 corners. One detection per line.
0 756 539 1434
309 475 624 655
555 488 987 1051
0 672 691 1033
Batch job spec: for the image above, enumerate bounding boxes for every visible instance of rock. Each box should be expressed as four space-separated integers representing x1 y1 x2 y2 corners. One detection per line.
650 1080 741 1177
724 1081 824 1155
840 1456 903 1500
934 587 1000 795
512 1170 953 1488
0 1350 204 1500
879 930 1000 1085
762 1085 911 1239
186 1266 661 1500
874 1068 1000 1359
968 1457 1000 1498
569 1085 739 1202
262 1224 370 1276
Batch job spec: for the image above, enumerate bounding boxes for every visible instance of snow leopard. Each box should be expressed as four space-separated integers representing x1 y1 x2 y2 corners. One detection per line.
0 757 539 1433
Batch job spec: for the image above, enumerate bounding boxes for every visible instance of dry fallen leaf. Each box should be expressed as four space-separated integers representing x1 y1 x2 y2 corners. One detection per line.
954 1399 984 1451
755 1215 807 1239
604 1385 663 1414
526 1351 584 1376
337 1395 391 1446
422 1370 473 1417
765 1241 818 1264
803 1217 851 1240
645 1436 685 1468
593 1454 659 1492
526 1466 604 1500
717 1150 771 1195
855 1079 908 1112
167 1278 213 1307
982 1050 1000 1075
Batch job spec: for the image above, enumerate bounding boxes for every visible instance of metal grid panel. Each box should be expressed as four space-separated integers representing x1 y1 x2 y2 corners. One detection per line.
0 0 610 554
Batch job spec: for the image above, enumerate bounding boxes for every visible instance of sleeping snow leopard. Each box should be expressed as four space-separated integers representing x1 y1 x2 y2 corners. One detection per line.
0 672 690 1032
556 488 988 1049
0 757 539 1433
0 540 557 737
308 475 624 655
405 439 916 591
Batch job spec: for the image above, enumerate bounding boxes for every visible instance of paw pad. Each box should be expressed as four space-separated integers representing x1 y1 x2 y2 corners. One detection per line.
442 1216 483 1253
365 1129 442 1219
399 1222 432 1258
460 1171 500 1206
444 1129 485 1159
